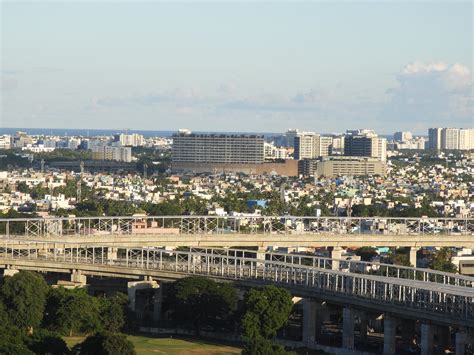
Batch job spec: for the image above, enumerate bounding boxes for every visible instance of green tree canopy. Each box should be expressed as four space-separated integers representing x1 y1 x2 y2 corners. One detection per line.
25 329 69 355
43 287 101 336
98 293 128 333
241 285 293 341
169 277 238 333
75 332 136 355
429 248 457 273
355 247 378 262
0 271 49 332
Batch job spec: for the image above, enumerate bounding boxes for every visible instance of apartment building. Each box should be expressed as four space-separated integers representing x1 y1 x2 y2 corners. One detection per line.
172 131 265 165
294 133 332 159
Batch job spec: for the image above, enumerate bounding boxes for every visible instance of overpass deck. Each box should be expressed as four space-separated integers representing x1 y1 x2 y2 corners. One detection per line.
1 239 473 329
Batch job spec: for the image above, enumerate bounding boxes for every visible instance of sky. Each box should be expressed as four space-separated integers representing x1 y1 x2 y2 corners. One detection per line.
1 1 473 135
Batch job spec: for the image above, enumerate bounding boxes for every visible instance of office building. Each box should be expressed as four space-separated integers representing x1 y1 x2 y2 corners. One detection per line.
344 131 386 162
172 130 265 165
316 156 386 177
428 128 442 150
285 129 301 148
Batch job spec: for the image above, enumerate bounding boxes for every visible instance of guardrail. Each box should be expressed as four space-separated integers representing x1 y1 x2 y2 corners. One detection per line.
189 247 474 288
0 216 472 237
1 240 473 325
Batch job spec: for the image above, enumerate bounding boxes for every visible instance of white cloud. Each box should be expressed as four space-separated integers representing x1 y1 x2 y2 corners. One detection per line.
381 62 473 127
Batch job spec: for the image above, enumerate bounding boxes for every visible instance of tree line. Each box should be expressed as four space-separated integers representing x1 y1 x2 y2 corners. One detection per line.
0 271 300 355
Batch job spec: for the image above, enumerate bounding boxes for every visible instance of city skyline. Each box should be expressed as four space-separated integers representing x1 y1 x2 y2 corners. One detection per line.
1 2 473 134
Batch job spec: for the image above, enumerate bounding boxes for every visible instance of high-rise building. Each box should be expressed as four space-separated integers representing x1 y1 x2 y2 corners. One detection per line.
114 133 145 147
344 132 386 162
459 129 474 150
428 127 473 150
428 128 442 150
394 131 413 142
294 133 332 159
172 131 265 164
441 128 460 150
285 129 301 148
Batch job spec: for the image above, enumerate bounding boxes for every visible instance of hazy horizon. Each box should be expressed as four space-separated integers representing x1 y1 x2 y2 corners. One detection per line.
1 1 473 134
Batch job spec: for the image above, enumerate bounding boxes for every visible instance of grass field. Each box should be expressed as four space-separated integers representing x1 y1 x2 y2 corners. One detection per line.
64 335 242 355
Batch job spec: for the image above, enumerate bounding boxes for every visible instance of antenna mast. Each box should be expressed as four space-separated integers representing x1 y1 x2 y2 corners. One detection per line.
77 161 84 202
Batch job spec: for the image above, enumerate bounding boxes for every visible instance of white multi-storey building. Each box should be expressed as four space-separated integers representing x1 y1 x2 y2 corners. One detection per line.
428 128 474 150
294 133 332 159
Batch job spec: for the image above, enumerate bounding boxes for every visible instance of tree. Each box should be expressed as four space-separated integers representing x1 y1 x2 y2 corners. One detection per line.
26 329 69 355
355 247 378 262
75 332 136 355
0 303 32 355
169 277 238 333
98 293 128 333
242 338 290 355
429 248 457 273
0 271 49 333
241 285 293 341
43 287 101 336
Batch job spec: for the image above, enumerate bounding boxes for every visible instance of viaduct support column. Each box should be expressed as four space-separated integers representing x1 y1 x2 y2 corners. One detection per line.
107 247 118 263
455 331 467 355
256 247 266 267
3 268 19 277
342 307 355 350
359 311 368 346
153 284 163 322
437 326 450 353
383 314 397 355
302 300 317 344
409 247 418 267
331 247 342 271
401 319 416 348
421 323 434 355
70 269 87 285
127 279 160 318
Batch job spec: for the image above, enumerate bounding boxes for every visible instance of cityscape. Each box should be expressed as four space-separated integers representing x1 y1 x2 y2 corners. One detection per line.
1 1 473 355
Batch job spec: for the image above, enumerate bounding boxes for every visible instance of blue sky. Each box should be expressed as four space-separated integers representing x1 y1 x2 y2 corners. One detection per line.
1 1 472 134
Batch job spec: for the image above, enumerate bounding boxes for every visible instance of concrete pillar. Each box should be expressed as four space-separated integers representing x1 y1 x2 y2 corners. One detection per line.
3 268 19 277
127 280 159 313
302 300 317 343
455 331 467 355
436 326 450 353
383 314 397 355
256 247 266 267
331 247 343 271
421 323 434 355
359 311 368 345
153 285 162 322
107 247 118 262
342 307 355 349
401 319 416 348
409 247 418 267
70 270 87 285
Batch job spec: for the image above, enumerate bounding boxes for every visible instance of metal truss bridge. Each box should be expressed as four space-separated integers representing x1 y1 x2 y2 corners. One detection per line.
1 238 473 329
2 215 473 248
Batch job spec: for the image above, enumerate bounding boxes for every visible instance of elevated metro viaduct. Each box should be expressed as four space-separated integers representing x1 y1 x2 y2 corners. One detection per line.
0 239 473 355
2 215 474 268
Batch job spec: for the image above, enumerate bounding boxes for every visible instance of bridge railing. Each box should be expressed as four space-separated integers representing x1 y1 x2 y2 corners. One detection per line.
189 247 474 288
0 240 473 323
0 216 472 238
